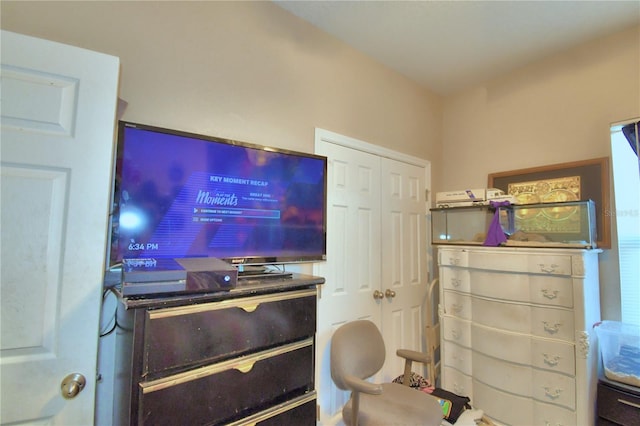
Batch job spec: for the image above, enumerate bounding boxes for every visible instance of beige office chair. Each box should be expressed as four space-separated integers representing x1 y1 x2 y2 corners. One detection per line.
330 320 444 426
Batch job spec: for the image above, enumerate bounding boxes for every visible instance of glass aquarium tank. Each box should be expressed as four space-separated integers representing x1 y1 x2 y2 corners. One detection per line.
431 200 597 248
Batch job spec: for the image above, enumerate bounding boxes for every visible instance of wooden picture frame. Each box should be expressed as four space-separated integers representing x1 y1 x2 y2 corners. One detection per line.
488 157 611 248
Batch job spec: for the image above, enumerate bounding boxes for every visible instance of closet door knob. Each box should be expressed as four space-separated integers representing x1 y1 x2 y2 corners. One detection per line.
61 373 86 399
373 290 384 300
385 289 396 298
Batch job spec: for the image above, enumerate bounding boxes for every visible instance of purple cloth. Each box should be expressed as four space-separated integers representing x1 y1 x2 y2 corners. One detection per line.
483 201 511 246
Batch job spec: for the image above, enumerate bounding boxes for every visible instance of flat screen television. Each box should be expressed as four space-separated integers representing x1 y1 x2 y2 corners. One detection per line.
108 121 327 268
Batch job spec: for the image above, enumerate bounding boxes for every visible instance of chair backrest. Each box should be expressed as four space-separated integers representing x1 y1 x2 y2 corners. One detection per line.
330 320 386 390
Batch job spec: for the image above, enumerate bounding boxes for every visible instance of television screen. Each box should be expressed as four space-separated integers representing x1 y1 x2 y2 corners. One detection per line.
109 121 327 266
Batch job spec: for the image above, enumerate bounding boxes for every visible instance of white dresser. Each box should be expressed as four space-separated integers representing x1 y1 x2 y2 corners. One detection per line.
437 245 601 426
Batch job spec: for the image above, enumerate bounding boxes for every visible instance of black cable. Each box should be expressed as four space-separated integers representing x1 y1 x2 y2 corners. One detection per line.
99 288 118 337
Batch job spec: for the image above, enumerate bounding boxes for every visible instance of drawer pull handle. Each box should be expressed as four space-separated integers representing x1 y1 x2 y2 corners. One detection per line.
449 257 460 266
451 303 463 313
541 289 559 300
239 304 260 313
544 387 562 399
453 383 464 394
543 353 560 366
618 398 640 409
451 329 460 340
544 422 564 426
538 263 560 274
235 360 256 373
451 278 461 287
543 321 561 334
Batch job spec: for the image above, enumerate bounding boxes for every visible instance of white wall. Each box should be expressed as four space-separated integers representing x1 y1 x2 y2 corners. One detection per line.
0 1 442 168
441 25 639 188
441 25 640 322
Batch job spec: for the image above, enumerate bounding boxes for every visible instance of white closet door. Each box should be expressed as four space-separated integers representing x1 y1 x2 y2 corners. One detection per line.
314 138 383 423
380 158 429 381
314 129 430 424
1 30 119 425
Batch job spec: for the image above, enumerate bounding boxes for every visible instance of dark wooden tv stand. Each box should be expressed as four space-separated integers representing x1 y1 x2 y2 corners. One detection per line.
112 273 324 425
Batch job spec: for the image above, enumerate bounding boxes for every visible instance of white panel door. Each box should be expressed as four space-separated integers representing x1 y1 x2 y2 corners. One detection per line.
0 31 119 425
380 158 429 381
314 137 382 423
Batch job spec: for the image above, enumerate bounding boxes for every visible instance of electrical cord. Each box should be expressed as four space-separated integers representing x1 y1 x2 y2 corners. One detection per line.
99 286 133 336
99 288 118 337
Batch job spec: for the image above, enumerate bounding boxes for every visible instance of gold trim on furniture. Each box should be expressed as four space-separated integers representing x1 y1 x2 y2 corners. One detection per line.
140 338 313 393
147 288 316 319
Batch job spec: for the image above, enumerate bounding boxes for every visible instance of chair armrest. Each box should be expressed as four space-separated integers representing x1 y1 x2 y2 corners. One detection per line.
396 349 431 364
344 374 383 395
396 349 432 387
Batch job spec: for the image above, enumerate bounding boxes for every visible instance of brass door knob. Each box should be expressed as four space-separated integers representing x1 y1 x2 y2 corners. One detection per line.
61 373 86 399
373 290 384 300
385 289 396 298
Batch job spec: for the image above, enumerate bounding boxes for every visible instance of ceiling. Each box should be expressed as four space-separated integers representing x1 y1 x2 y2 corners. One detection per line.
274 1 640 95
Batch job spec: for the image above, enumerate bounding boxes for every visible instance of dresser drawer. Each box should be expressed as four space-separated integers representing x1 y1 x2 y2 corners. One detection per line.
468 250 572 275
472 324 576 376
473 351 531 396
527 254 573 276
472 297 574 341
598 381 640 426
472 379 533 426
529 276 574 308
531 305 575 341
442 315 471 348
443 291 471 319
442 366 472 398
531 336 576 375
138 339 314 425
533 400 576 426
143 289 316 376
472 324 534 365
439 248 469 267
472 296 531 335
441 267 470 293
472 270 573 308
227 392 317 426
442 341 472 375
532 368 576 410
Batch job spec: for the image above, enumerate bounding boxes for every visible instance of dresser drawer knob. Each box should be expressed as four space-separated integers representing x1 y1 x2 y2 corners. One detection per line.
538 263 560 274
235 360 256 373
239 303 260 313
451 278 461 287
544 387 563 399
452 353 464 363
451 303 463 313
451 329 461 340
449 257 460 266
543 353 561 366
543 321 562 334
541 289 559 300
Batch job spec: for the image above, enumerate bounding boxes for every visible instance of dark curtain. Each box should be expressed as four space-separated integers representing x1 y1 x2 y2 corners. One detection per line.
622 121 639 156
